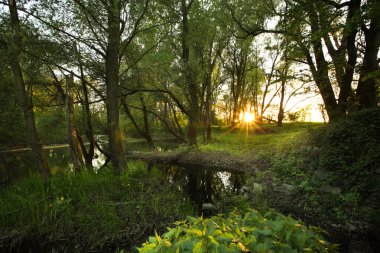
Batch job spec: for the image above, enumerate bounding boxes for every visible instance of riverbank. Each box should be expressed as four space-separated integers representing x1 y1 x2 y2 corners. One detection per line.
1 118 379 252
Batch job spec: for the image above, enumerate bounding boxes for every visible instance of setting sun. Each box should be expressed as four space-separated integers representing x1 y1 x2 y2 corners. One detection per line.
239 110 255 123
243 112 255 123
239 104 255 123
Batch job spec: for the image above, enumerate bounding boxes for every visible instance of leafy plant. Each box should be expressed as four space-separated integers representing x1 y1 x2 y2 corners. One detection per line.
138 209 338 253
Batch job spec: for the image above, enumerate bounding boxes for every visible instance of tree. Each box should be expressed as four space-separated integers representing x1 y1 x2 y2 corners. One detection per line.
6 0 51 179
227 0 379 121
221 38 255 125
65 73 85 171
46 0 151 171
356 0 380 108
283 0 379 119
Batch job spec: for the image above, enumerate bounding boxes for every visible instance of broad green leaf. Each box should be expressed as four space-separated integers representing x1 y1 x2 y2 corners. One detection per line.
188 228 203 237
193 241 203 253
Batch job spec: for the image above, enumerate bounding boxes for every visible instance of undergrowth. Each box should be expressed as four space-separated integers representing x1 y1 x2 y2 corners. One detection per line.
266 109 380 227
0 163 195 252
200 117 379 232
138 209 338 253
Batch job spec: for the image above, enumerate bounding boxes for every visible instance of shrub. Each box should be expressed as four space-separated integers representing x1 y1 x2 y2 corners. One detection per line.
268 109 380 225
138 209 338 253
317 108 380 193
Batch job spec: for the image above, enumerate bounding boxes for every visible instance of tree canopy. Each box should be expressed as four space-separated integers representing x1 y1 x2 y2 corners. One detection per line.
0 0 378 173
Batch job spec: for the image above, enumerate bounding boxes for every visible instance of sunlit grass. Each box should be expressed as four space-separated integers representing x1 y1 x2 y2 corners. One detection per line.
199 122 324 156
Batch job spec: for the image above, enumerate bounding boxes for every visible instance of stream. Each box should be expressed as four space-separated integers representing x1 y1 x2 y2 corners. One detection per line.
0 140 248 208
0 141 371 252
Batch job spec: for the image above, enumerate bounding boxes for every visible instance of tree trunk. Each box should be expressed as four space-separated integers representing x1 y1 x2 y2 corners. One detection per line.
66 74 84 171
278 54 289 127
337 0 360 114
140 97 155 150
181 0 199 146
277 83 285 127
357 1 380 109
121 98 155 150
106 0 125 172
305 3 342 122
7 0 51 179
76 45 95 169
205 73 212 142
188 115 198 146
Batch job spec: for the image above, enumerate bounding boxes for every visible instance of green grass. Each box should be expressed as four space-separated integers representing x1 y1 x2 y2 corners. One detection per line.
199 122 324 156
0 163 196 252
2 119 378 252
198 120 378 229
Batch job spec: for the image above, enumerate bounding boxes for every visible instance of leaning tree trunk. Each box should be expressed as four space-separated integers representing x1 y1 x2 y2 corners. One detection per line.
7 0 50 179
105 0 125 172
121 98 155 150
305 3 342 122
66 74 84 172
76 44 95 169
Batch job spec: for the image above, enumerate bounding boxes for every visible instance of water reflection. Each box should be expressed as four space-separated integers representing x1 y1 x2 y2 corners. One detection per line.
152 164 246 211
0 141 178 182
1 140 246 213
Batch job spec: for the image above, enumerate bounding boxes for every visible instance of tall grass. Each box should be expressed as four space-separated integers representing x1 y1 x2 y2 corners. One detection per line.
0 164 195 251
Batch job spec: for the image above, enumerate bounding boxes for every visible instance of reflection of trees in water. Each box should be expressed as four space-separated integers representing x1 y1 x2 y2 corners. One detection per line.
231 172 244 192
156 165 246 208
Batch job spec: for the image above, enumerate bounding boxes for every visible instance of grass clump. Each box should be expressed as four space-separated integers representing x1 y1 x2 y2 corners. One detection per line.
138 209 338 253
0 163 195 252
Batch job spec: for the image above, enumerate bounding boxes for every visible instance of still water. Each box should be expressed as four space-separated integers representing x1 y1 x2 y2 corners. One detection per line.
0 141 179 181
0 141 247 207
0 141 251 253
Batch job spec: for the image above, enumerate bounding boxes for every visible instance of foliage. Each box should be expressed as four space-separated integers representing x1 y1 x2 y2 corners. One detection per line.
267 111 380 225
138 209 338 253
35 107 67 144
0 53 26 148
317 108 380 193
197 120 379 231
0 165 195 251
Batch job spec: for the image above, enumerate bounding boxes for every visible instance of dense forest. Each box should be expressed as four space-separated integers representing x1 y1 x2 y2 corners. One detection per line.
0 0 379 252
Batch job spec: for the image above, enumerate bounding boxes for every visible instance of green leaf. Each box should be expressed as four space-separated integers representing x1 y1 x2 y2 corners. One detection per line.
164 228 176 239
154 230 161 243
193 241 203 253
208 235 219 246
188 229 203 237
255 229 272 236
149 236 156 243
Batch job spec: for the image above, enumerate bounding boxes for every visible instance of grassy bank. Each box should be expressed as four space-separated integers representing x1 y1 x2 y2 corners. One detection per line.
0 163 195 252
198 115 379 251
199 118 378 223
1 112 379 252
199 122 322 156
